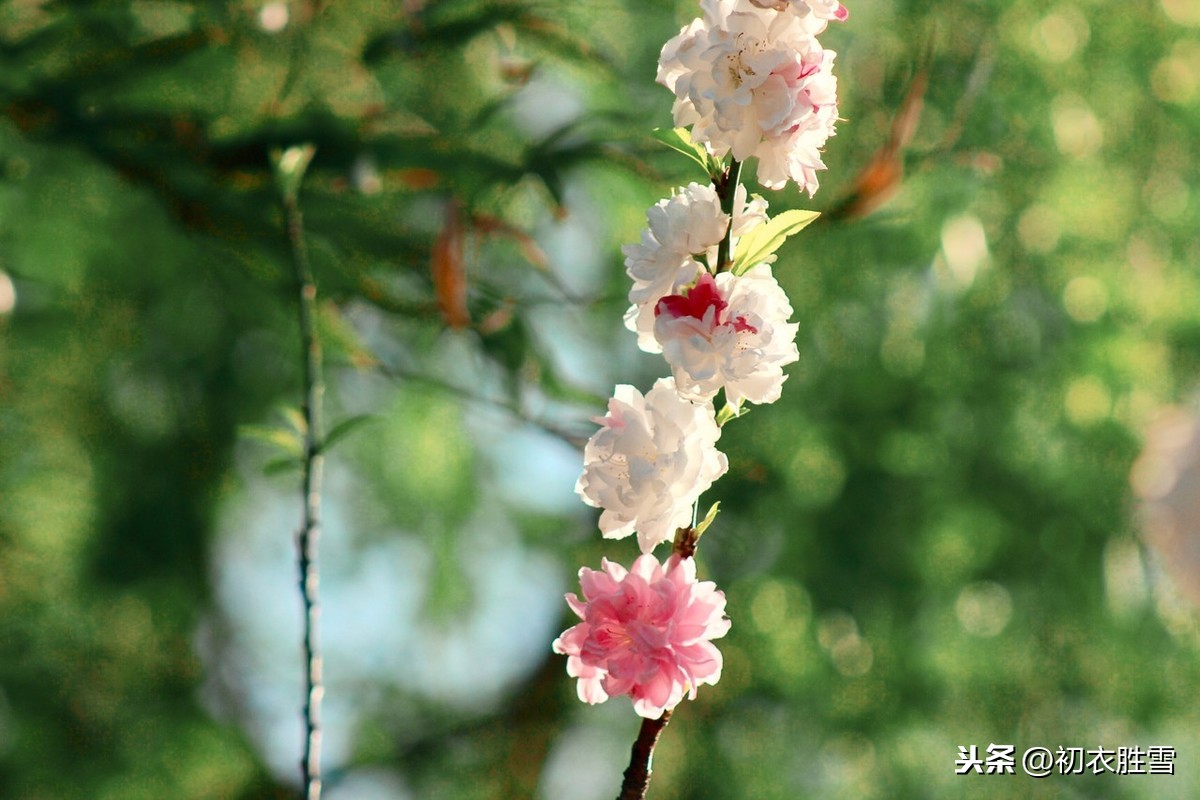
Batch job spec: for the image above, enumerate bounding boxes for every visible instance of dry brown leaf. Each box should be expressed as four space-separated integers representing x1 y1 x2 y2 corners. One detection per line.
432 199 470 329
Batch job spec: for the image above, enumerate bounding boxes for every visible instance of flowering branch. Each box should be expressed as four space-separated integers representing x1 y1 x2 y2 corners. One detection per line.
551 1 847 796
274 144 324 800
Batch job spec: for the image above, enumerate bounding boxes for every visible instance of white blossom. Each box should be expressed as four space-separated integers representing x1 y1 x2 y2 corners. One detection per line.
653 266 799 407
575 378 728 553
624 184 770 352
623 183 726 306
748 0 848 33
657 1 841 195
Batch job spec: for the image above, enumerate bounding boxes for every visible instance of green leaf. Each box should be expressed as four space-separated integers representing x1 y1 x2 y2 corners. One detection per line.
239 424 303 457
262 456 302 476
731 209 821 274
280 406 307 437
322 414 377 452
651 127 720 178
695 501 721 537
715 402 750 427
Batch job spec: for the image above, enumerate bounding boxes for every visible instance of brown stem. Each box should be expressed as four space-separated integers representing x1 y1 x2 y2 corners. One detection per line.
672 525 699 560
285 180 324 800
617 710 672 800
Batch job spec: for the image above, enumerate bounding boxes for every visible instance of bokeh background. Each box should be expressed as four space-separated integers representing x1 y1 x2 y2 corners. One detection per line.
3 0 1200 798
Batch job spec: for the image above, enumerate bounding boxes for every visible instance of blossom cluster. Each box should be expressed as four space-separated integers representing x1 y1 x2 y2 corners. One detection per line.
554 0 844 720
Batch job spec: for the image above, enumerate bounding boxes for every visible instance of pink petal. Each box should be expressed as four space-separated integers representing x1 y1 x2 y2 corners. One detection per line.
552 623 590 656
565 592 587 619
600 557 629 582
580 564 622 599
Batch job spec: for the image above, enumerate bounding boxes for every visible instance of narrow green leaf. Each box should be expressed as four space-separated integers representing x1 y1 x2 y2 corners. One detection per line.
322 414 377 452
240 424 304 457
695 501 721 537
651 127 719 177
731 209 821 274
280 406 307 436
263 456 303 476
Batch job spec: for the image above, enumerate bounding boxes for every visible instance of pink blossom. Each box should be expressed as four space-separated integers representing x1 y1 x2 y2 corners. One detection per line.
552 553 731 719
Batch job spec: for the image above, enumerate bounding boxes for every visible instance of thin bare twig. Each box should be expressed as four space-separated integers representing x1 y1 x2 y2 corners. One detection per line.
280 147 325 800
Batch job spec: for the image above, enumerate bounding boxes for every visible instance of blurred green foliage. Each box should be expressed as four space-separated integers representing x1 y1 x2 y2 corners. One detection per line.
3 0 1200 799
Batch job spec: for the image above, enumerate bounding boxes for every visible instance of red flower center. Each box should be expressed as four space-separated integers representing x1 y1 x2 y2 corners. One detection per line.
655 273 757 334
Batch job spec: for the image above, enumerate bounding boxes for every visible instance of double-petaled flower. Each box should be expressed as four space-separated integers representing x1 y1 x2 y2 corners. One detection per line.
657 0 843 194
624 183 769 351
654 267 799 407
552 553 731 719
575 378 728 554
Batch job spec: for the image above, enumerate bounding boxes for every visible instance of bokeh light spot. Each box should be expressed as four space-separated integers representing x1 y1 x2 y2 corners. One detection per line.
1017 204 1062 254
1062 276 1107 322
786 442 846 508
1155 41 1200 104
831 635 873 677
820 733 878 790
938 214 989 289
1162 0 1200 27
1065 375 1111 425
1032 7 1089 63
0 271 14 314
1051 94 1104 158
750 580 789 632
1143 171 1190 223
955 582 1013 638
259 2 288 33
1152 57 1197 104
817 610 858 651
750 579 811 635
